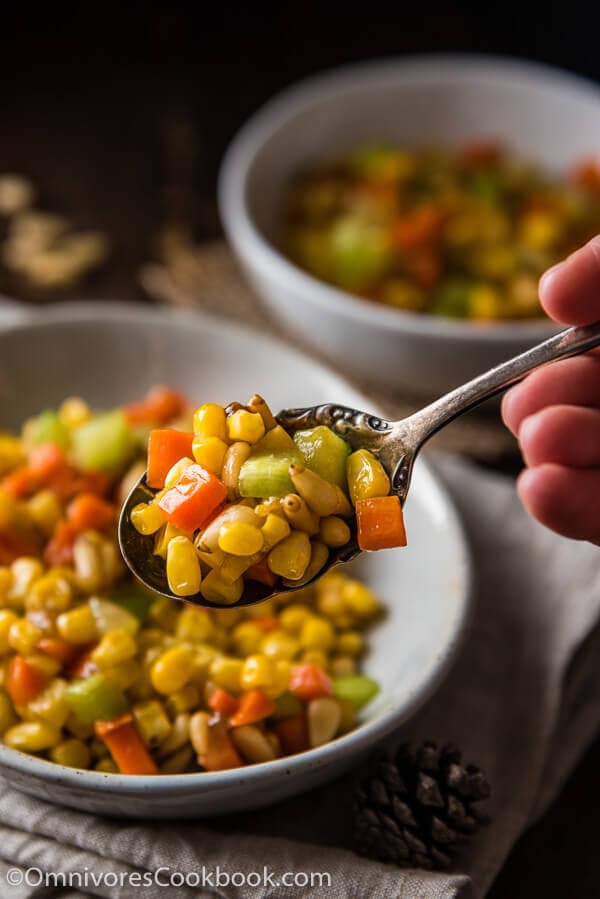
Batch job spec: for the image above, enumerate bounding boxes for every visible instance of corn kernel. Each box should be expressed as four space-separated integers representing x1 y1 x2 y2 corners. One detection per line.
268 531 311 580
231 621 263 656
58 396 92 428
299 616 335 652
27 489 63 536
342 580 381 619
346 449 390 505
245 598 276 619
209 656 243 693
279 604 312 634
226 410 265 444
104 659 140 690
0 435 24 475
335 631 364 656
151 645 194 694
240 653 275 691
166 683 200 716
25 678 69 728
0 567 12 606
91 629 137 669
154 522 186 560
261 513 290 550
0 610 18 654
25 569 73 612
175 606 214 643
8 618 43 654
26 653 61 680
218 521 264 556
260 630 299 660
9 557 44 604
166 536 202 597
56 605 98 644
50 738 91 768
4 720 60 752
330 655 356 676
269 659 292 698
0 692 17 734
301 649 328 669
64 713 94 741
192 436 228 474
95 758 118 773
131 502 167 536
149 596 180 631
164 456 195 489
133 699 172 747
200 569 243 606
193 403 227 441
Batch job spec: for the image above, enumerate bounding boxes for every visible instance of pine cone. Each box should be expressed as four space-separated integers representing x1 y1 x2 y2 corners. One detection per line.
354 741 490 870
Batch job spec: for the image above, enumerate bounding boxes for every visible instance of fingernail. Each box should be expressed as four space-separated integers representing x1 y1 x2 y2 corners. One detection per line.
539 260 565 295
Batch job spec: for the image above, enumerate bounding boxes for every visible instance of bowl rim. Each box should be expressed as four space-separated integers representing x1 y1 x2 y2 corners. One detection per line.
0 301 472 796
218 52 600 342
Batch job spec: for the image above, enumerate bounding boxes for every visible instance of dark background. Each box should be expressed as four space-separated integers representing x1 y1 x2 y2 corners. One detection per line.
2 6 600 895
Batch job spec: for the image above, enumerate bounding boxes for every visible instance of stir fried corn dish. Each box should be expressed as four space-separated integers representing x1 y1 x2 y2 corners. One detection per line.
282 142 600 320
131 394 406 604
0 388 382 774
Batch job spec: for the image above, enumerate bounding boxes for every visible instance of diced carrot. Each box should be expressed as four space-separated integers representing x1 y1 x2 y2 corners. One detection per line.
28 443 68 480
228 689 275 728
0 531 37 564
246 558 278 588
66 492 115 533
571 157 600 193
6 655 48 706
1 467 38 498
44 520 78 567
459 140 503 167
124 386 187 426
405 248 441 289
288 663 332 702
147 429 194 489
95 713 158 775
38 637 78 667
274 714 309 755
355 495 407 551
158 463 227 533
392 205 445 252
208 687 240 718
198 719 243 771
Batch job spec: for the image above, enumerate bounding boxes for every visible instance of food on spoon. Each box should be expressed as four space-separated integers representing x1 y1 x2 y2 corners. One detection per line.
130 395 406 601
281 142 600 320
0 389 382 773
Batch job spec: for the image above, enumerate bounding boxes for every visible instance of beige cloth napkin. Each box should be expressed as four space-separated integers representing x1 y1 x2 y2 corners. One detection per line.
0 456 599 898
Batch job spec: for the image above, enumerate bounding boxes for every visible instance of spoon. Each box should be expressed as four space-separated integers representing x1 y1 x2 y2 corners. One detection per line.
119 321 600 608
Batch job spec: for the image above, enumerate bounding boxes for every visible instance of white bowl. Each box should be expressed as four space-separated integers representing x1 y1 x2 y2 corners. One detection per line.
219 55 600 397
0 303 470 818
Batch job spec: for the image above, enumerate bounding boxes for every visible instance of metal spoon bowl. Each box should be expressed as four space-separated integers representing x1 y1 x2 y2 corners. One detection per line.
119 321 600 608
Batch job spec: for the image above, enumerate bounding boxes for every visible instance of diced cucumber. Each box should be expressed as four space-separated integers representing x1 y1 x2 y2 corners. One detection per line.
88 596 140 636
294 426 351 490
332 675 379 711
272 691 304 719
111 582 155 624
64 673 128 724
71 410 134 474
239 453 299 498
29 410 70 449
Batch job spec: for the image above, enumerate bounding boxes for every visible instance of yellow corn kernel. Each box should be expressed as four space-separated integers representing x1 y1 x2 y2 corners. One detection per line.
153 523 185 560
247 395 277 431
0 567 12 606
330 655 356 677
95 758 118 773
175 606 214 643
58 396 92 428
342 580 381 619
260 630 299 660
159 746 193 774
282 494 320 535
166 684 200 716
9 557 44 604
221 441 252 499
212 607 243 629
25 569 73 612
26 489 63 536
289 464 351 517
0 609 18 654
279 604 312 634
254 498 284 518
0 692 17 734
316 589 347 620
260 513 290 551
282 540 328 588
218 521 264 557
193 403 227 441
227 409 265 445
300 616 335 652
197 505 258 553
8 617 43 654
166 536 202 597
25 678 69 728
164 458 194 490
346 449 390 505
268 530 311 581
269 659 292 698
149 596 180 632
335 631 364 656
133 699 172 748
192 436 228 474
56 605 98 644
319 515 351 548
50 738 91 769
104 659 141 691
131 501 167 536
91 629 137 670
252 425 296 455
231 621 263 657
4 720 60 752
240 653 274 691
200 569 243 606
209 656 243 693
64 713 94 741
220 553 260 583
231 724 276 763
245 598 276 619
151 645 194 694
301 649 328 669
0 435 24 475
157 712 190 758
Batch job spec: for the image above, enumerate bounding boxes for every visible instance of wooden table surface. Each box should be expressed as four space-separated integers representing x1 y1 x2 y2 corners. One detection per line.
1 11 599 895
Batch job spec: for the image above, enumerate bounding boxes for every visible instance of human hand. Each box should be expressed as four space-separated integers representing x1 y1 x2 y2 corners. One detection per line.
502 236 600 541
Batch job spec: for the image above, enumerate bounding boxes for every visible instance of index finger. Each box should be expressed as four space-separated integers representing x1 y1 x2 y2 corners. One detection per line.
540 235 600 325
